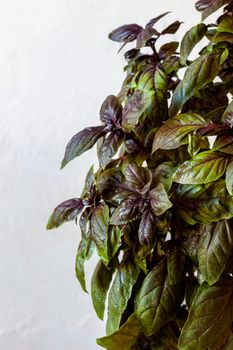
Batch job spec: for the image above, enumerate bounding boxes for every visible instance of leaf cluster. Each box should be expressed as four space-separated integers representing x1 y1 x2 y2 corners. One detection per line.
47 1 233 349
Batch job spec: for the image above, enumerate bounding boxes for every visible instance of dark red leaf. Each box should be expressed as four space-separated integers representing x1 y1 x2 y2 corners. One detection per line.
146 12 171 28
136 27 158 49
47 198 84 229
138 209 156 245
124 163 152 192
108 24 143 43
98 131 124 168
111 198 141 225
161 21 183 35
100 95 122 128
61 126 105 169
195 0 229 20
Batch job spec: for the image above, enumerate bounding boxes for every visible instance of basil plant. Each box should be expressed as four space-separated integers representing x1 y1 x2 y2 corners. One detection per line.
47 1 233 349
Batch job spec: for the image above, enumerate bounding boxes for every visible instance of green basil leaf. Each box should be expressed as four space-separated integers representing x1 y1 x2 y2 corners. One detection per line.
91 259 114 320
225 333 233 350
187 134 209 158
106 260 140 334
170 53 221 117
150 183 172 216
108 226 122 260
61 126 105 169
135 259 184 336
181 226 201 265
198 221 233 285
162 56 181 74
173 151 229 184
220 47 229 64
151 324 179 350
179 278 233 350
123 65 168 131
153 68 169 123
168 246 186 285
212 134 233 154
211 31 233 44
47 198 84 229
153 161 177 192
75 238 95 293
176 180 233 224
180 24 207 66
195 0 229 20
226 159 233 195
152 113 207 152
97 314 142 350
185 279 199 311
91 203 110 265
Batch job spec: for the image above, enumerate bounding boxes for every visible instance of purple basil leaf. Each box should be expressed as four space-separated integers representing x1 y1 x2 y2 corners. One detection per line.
98 131 124 168
161 21 183 35
91 203 110 265
136 27 158 49
195 0 229 20
79 207 92 240
150 183 172 216
124 139 139 153
124 48 140 60
85 165 95 195
124 163 152 192
61 126 105 169
111 198 141 225
96 168 134 205
146 12 171 28
158 42 179 59
138 209 156 245
108 24 143 43
47 198 84 229
100 95 122 128
122 90 148 132
212 134 233 155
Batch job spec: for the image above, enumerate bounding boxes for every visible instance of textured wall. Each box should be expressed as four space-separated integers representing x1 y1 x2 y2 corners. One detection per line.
0 1 202 349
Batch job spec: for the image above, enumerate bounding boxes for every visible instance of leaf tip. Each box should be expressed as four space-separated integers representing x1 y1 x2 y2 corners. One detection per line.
60 158 66 170
46 215 55 230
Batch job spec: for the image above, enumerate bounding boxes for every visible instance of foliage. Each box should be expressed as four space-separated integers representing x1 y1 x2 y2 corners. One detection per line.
47 1 233 349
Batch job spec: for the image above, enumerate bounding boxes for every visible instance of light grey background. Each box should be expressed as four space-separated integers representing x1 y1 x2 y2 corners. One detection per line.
0 1 208 349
